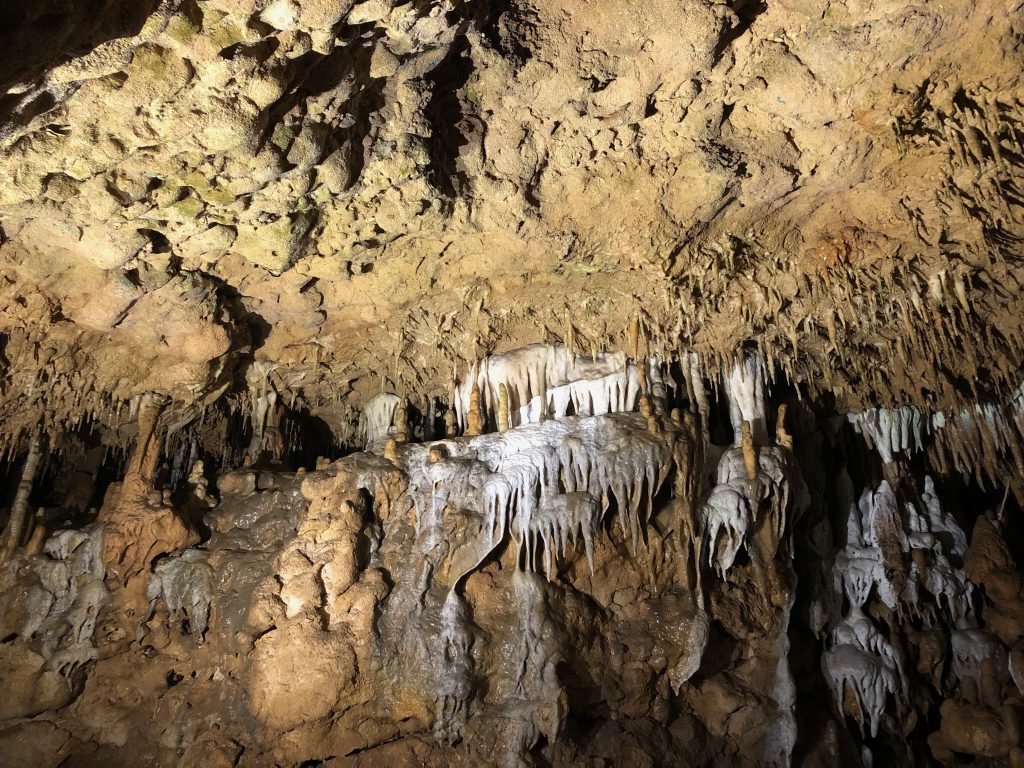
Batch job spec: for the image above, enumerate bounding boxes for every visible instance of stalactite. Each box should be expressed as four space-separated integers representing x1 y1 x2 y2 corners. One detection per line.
358 392 400 447
1 431 44 561
497 383 510 433
466 379 484 437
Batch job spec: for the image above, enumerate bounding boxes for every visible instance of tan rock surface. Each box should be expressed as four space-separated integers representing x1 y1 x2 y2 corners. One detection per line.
1 2 1024 766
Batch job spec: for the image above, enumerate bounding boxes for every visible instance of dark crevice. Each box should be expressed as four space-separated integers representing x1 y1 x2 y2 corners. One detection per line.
464 0 535 66
423 35 475 197
259 35 385 192
138 228 171 254
711 0 768 66
0 0 161 91
0 0 162 130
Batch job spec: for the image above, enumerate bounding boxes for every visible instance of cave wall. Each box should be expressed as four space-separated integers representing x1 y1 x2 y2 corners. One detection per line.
0 350 1022 766
1 0 1024 765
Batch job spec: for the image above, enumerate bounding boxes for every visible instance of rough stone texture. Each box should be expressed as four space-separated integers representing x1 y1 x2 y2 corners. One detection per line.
1 1 1024 766
0 406 811 766
0 0 1022 443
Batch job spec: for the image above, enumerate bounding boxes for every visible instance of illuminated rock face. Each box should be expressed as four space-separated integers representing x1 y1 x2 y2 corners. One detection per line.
1 0 1024 763
1 0 1024 440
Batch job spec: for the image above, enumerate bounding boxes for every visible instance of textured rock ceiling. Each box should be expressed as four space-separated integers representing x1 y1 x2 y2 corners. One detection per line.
1 0 1022 441
3 4 1024 766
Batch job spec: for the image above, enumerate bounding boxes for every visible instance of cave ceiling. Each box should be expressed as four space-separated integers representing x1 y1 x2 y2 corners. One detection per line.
0 0 1022 441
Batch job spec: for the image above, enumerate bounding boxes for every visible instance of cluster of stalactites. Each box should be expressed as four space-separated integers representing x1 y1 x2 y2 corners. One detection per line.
358 392 401 448
0 331 118 452
723 352 767 445
452 343 670 433
382 348 805 582
399 413 676 578
822 475 974 739
672 151 1024 408
354 341 691 453
847 391 1024 496
700 353 805 579
848 406 928 465
480 416 674 566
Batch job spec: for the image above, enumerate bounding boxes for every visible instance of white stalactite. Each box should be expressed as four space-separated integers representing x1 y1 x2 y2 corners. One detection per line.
399 412 674 577
358 392 400 448
453 344 648 430
724 353 767 445
824 475 977 738
847 406 926 464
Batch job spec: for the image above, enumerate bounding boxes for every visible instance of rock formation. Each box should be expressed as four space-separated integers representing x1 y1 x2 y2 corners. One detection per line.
1 0 1024 765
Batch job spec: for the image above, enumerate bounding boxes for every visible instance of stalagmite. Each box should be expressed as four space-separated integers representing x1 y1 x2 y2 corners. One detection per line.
741 420 758 481
822 470 985 743
100 392 196 591
394 397 410 444
245 364 285 465
24 509 47 556
498 383 510 433
775 404 793 450
444 409 458 438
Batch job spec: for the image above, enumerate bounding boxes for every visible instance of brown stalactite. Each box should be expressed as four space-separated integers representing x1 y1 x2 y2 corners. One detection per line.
0 431 44 561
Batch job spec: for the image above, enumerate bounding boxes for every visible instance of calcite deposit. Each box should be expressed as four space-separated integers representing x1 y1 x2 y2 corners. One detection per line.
1 0 1024 765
